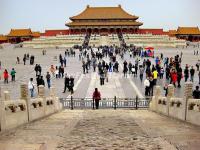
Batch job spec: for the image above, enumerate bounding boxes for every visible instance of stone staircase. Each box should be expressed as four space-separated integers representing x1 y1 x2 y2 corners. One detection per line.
82 33 91 48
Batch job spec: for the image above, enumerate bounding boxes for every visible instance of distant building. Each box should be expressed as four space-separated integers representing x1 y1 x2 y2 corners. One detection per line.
43 30 70 36
66 5 143 35
0 35 8 44
32 32 41 38
138 29 167 35
7 29 33 43
175 27 200 42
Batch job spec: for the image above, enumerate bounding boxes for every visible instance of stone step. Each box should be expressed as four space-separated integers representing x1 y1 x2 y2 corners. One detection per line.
0 143 46 150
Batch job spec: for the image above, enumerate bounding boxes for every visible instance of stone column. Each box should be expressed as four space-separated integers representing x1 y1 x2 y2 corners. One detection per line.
4 91 10 101
184 82 193 120
167 84 175 115
20 84 29 100
50 87 56 97
20 84 30 121
38 85 45 98
150 86 161 111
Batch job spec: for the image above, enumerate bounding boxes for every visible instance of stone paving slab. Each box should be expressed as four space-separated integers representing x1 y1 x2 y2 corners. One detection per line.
1 109 200 149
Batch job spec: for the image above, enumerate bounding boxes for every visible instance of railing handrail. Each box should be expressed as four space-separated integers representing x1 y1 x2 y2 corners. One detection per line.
59 96 150 110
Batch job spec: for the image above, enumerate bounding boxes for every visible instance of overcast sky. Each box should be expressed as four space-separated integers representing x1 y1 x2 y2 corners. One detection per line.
0 0 199 34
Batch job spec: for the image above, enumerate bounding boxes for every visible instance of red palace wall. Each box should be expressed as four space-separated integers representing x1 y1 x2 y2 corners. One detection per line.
138 29 168 35
43 30 70 36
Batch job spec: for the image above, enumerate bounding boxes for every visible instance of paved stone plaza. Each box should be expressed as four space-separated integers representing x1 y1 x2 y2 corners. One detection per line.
0 44 200 99
1 44 200 149
0 110 200 150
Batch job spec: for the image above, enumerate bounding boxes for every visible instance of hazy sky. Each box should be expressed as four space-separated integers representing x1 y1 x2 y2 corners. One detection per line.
0 0 200 34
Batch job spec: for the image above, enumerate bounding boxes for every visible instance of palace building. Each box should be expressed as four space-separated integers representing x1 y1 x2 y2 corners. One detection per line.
66 5 143 35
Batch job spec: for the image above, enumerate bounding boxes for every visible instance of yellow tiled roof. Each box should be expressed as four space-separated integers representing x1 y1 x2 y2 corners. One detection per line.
67 21 143 26
70 5 139 20
0 35 7 41
177 27 200 35
8 29 32 37
168 30 177 35
32 32 40 37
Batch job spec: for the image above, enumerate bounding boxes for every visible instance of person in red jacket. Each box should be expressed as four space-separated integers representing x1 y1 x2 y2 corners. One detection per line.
3 69 9 84
171 69 177 87
92 88 101 109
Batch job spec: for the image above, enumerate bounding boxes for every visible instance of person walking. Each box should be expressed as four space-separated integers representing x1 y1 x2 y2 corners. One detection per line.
69 76 74 94
3 69 9 84
190 66 195 82
46 72 51 89
193 86 200 99
152 69 158 85
63 74 70 93
171 69 177 87
184 65 189 82
144 77 150 96
28 78 35 98
139 66 144 82
10 68 16 82
92 88 101 109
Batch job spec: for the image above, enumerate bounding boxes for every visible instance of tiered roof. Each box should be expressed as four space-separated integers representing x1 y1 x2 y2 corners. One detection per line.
0 35 7 41
67 5 143 27
8 29 32 37
70 5 138 20
32 32 40 38
168 30 177 35
176 27 200 35
67 21 142 26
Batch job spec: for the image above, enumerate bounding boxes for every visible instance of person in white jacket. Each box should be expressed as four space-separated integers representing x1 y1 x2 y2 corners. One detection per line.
144 77 150 96
28 78 35 97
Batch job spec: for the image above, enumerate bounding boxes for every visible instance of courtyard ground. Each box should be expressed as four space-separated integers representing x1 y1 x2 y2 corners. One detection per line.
0 109 200 150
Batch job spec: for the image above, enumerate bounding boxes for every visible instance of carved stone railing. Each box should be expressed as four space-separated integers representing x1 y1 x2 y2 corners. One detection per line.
0 85 62 132
150 82 200 126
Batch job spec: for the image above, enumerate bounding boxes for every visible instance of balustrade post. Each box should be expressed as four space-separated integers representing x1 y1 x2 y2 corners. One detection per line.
92 98 95 110
114 96 117 110
136 95 138 110
70 96 73 110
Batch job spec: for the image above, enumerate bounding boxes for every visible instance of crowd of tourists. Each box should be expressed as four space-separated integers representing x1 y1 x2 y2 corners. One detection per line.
1 43 200 100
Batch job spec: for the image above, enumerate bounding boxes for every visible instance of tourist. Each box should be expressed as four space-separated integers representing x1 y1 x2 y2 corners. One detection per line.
171 69 177 87
0 61 1 69
23 54 26 65
50 65 55 77
3 69 9 84
152 69 158 85
63 56 67 67
46 72 51 89
177 66 183 88
184 65 189 82
92 88 101 109
28 78 35 98
30 55 35 65
63 74 70 93
99 68 105 85
193 86 200 99
38 76 45 87
123 60 128 78
160 67 164 79
10 68 16 82
128 62 132 74
69 76 74 94
16 57 20 64
82 61 86 74
164 83 168 96
144 77 150 96
55 66 59 78
149 77 154 96
190 66 195 82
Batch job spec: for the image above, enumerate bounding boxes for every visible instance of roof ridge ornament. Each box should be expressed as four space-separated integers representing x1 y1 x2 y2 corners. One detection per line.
87 5 90 8
118 4 121 8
